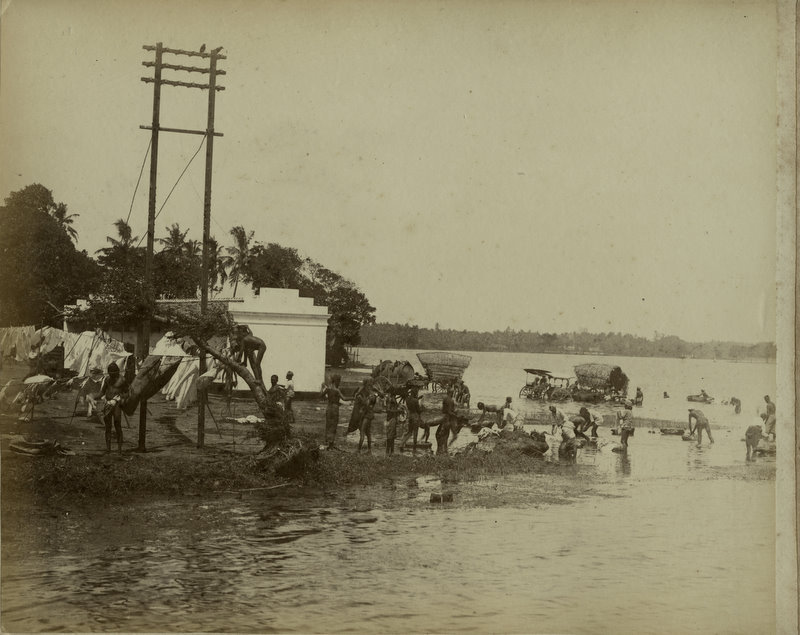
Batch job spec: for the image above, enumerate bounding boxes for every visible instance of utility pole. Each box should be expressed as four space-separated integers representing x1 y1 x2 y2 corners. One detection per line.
140 43 225 450
138 42 163 453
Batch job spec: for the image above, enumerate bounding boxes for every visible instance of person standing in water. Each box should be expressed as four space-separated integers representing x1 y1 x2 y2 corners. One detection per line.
688 408 714 446
616 400 635 452
763 395 776 439
549 405 567 436
745 420 763 461
437 387 458 455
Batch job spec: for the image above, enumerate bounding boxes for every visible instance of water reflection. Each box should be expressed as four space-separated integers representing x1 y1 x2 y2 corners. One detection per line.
1 431 776 634
615 453 631 475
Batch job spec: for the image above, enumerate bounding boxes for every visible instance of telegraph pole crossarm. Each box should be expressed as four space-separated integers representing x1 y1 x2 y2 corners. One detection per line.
139 125 223 137
142 61 227 75
143 44 226 60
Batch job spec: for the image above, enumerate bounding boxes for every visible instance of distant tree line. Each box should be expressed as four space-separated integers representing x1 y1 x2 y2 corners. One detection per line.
360 323 776 362
0 184 375 366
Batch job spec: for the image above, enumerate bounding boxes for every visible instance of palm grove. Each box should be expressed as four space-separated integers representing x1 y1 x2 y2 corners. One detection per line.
0 184 376 367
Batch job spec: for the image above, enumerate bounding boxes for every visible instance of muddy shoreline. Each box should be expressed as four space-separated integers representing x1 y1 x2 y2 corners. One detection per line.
1 359 774 517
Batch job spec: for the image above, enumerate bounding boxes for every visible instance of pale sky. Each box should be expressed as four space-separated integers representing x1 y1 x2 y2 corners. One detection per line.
0 0 779 343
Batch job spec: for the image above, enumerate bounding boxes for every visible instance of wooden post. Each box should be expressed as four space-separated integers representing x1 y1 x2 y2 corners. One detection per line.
139 42 224 450
197 51 219 449
139 41 162 453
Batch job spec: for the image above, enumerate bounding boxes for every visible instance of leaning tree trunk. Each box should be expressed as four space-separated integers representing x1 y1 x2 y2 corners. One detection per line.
190 339 318 476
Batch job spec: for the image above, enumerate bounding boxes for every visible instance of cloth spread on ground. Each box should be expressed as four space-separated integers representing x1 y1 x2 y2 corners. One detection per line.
9 439 75 457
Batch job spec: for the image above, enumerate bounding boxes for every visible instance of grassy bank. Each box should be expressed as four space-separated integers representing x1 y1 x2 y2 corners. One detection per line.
1 435 565 507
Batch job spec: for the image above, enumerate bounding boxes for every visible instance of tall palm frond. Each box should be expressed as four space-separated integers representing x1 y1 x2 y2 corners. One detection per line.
221 225 254 297
50 202 79 242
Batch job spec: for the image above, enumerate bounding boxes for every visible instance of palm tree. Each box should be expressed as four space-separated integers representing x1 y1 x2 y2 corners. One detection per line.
222 225 254 297
50 202 79 242
96 219 141 268
158 223 189 255
105 219 138 249
207 237 228 297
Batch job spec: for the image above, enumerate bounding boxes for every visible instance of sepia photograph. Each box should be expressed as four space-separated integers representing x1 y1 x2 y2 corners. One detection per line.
0 1 796 633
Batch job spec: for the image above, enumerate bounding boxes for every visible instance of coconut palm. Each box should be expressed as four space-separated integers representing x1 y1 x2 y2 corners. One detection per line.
50 202 79 242
96 219 141 268
222 225 254 297
207 236 229 296
105 219 138 249
158 223 189 256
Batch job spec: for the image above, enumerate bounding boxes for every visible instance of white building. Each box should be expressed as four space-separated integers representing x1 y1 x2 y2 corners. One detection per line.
65 288 330 394
228 289 330 393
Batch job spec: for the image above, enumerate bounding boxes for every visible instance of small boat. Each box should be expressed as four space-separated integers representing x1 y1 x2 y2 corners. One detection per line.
660 428 686 436
687 393 714 404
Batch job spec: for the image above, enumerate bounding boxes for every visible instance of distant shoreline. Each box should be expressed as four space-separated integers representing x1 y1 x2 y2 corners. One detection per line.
356 344 775 365
358 323 776 364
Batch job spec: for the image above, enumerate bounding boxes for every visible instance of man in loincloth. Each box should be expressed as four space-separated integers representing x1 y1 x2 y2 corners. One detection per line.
284 371 295 423
558 416 578 462
100 362 129 454
358 394 377 452
477 401 503 427
688 408 714 446
233 326 266 383
399 387 424 453
745 421 763 461
763 395 776 439
616 401 635 452
347 378 373 435
577 406 599 438
384 394 400 455
321 375 350 450
436 387 458 455
549 405 567 436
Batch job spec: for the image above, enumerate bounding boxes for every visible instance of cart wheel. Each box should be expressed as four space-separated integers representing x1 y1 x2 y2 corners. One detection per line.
399 403 408 423
373 376 392 394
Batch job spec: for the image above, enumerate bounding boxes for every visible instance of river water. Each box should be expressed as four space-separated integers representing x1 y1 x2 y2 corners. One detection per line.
1 351 777 633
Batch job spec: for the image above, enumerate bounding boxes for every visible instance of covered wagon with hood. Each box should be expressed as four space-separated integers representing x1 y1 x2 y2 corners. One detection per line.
572 363 629 403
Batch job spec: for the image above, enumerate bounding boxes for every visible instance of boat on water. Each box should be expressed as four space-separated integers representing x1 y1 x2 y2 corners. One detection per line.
687 393 714 404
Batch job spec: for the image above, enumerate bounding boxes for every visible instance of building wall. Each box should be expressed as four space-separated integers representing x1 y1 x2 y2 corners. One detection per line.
227 289 330 393
65 290 330 393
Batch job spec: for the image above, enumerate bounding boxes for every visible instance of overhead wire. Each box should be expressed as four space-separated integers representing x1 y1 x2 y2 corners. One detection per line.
135 135 207 248
125 138 152 227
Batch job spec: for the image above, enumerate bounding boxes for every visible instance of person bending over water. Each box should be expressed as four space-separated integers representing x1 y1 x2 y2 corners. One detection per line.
476 402 502 427
688 408 714 446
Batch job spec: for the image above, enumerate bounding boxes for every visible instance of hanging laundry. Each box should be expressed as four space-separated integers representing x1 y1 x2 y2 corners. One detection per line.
123 355 180 416
0 326 36 361
162 358 200 409
63 331 131 377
